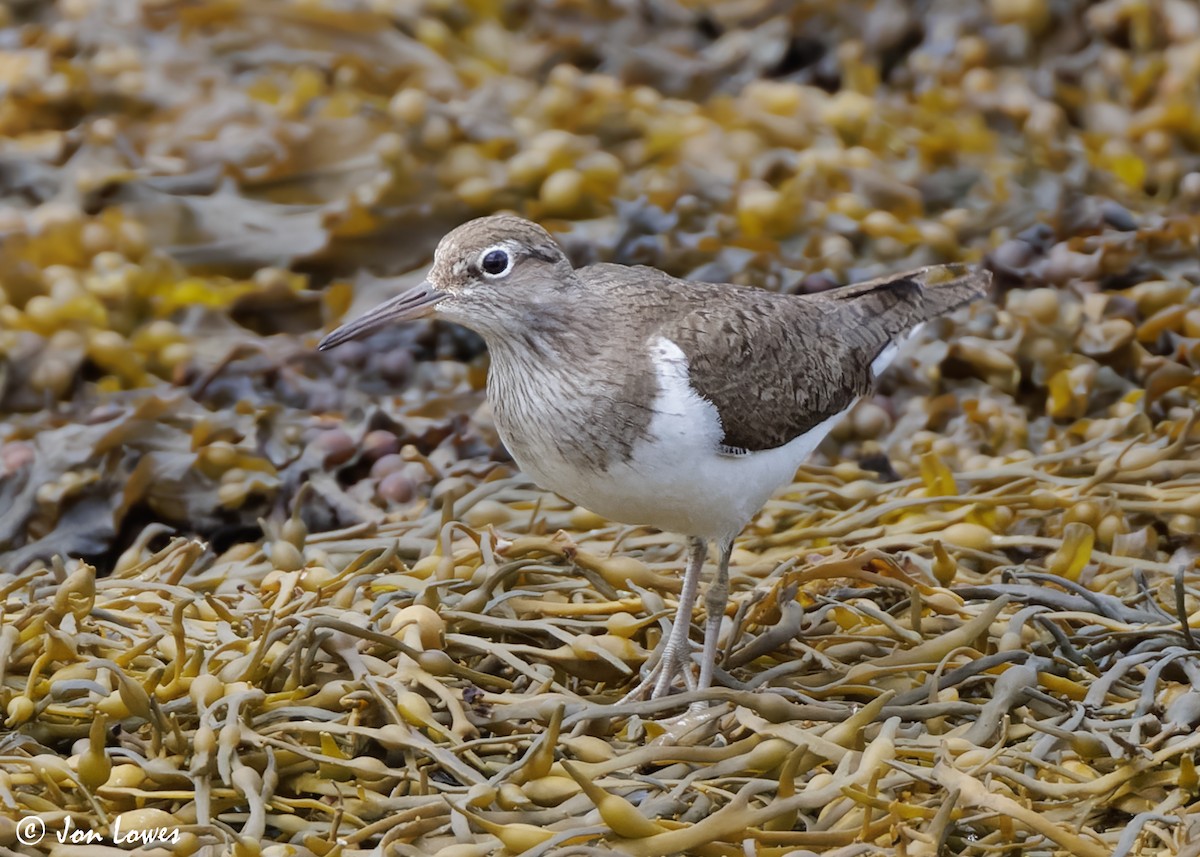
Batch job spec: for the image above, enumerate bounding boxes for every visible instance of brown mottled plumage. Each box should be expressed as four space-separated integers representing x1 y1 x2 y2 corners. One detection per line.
319 214 990 701
660 265 982 451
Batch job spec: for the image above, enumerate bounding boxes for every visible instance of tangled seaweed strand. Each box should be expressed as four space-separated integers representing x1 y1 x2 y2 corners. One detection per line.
2 387 1199 855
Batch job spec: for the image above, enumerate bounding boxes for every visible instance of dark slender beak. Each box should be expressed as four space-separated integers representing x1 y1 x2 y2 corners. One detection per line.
317 281 444 350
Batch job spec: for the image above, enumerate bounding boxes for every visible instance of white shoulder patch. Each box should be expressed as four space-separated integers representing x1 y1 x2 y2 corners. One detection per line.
646 337 725 447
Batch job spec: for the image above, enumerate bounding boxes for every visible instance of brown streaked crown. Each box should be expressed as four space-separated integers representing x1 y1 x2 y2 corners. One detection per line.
427 214 570 293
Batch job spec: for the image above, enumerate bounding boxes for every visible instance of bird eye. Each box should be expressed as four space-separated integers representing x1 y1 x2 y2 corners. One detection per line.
480 248 511 277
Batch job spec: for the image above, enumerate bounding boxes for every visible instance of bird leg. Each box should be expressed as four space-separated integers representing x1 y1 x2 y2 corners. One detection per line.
697 535 734 692
618 536 707 702
651 535 708 698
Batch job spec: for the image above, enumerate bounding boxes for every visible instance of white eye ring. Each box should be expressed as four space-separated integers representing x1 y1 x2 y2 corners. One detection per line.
479 246 513 278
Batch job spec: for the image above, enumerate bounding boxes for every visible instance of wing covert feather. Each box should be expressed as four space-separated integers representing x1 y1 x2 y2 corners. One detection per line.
656 265 988 452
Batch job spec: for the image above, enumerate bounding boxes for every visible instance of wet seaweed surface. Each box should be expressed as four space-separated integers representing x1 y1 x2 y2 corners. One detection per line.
1 1 1200 855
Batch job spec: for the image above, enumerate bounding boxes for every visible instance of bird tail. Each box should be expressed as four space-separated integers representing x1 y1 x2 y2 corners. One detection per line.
907 264 992 316
829 263 991 336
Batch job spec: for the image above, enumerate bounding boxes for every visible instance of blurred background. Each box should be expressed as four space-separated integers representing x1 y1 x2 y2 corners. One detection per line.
3 0 1198 572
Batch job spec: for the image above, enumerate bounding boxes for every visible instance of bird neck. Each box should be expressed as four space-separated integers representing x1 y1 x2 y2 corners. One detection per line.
491 322 599 368
482 310 640 478
480 296 607 363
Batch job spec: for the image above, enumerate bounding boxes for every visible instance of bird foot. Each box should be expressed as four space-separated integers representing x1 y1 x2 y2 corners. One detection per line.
616 660 667 704
617 646 697 703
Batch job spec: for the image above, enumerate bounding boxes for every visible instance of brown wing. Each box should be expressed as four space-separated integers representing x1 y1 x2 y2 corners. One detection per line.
661 265 989 452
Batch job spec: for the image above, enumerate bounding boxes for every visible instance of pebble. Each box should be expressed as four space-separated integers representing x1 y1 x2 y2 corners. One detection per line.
379 349 415 384
378 471 416 504
313 429 356 466
362 430 401 461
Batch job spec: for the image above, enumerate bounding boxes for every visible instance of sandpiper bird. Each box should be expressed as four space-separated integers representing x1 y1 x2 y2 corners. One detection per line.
319 214 989 699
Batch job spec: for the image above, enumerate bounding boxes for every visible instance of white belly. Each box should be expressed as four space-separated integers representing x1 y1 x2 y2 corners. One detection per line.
508 338 848 539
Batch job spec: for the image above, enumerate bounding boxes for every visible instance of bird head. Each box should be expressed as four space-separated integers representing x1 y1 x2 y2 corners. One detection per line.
317 214 575 350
